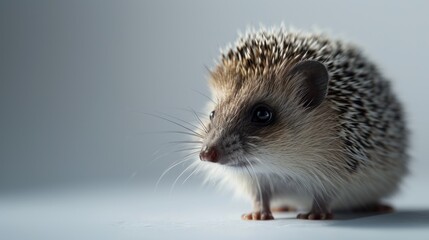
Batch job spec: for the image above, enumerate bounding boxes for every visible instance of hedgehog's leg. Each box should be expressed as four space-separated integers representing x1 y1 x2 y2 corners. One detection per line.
351 203 394 213
297 197 333 220
242 194 273 220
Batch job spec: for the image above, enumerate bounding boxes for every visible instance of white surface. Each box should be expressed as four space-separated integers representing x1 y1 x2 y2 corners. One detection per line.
1 175 428 240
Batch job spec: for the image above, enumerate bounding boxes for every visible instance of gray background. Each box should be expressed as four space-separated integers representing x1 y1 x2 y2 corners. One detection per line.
1 0 428 193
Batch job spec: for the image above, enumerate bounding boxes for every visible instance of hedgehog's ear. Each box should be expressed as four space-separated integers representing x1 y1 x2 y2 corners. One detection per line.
288 60 329 109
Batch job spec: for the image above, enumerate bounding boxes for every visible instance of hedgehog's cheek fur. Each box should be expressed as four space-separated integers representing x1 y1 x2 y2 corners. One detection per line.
199 105 339 169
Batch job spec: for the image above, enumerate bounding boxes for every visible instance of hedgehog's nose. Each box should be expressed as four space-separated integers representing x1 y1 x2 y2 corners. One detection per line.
199 145 219 163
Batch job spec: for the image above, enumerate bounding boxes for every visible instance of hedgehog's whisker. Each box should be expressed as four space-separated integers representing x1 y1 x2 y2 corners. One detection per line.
173 147 202 153
182 163 200 185
155 158 194 191
169 156 199 194
140 130 203 138
192 89 217 104
250 155 275 194
168 140 203 144
149 142 201 165
144 112 204 138
244 156 263 215
177 108 208 119
149 141 202 162
190 108 208 133
156 112 206 135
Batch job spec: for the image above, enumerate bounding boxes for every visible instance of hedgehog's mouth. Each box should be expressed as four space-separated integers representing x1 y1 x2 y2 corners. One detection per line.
201 157 248 167
199 143 256 167
221 156 257 168
224 161 249 168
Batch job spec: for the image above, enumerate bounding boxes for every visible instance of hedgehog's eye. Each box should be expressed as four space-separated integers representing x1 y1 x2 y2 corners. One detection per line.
251 104 274 126
209 110 215 121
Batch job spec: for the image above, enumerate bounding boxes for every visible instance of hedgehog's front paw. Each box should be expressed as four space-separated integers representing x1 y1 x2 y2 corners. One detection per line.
297 212 333 220
241 210 274 220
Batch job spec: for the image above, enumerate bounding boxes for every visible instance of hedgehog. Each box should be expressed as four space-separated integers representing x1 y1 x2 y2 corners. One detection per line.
193 27 408 220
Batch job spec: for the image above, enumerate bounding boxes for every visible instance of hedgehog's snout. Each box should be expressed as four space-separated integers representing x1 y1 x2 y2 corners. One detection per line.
199 145 219 163
199 131 245 165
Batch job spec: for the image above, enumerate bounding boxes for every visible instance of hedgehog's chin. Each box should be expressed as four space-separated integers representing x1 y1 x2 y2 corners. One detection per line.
224 162 249 168
221 157 257 168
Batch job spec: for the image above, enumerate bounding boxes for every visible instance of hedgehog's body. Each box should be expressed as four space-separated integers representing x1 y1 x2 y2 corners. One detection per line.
197 28 408 220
